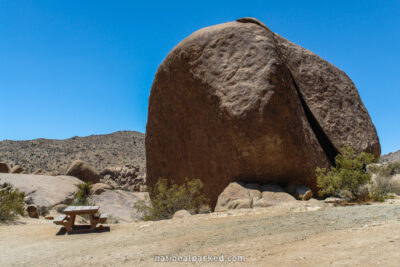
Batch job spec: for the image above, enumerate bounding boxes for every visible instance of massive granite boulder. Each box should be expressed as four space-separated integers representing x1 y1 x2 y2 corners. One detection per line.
146 17 380 208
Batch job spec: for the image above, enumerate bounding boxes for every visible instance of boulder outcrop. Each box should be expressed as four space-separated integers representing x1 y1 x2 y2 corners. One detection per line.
90 190 150 221
10 165 24 174
0 173 82 208
66 160 101 184
146 17 381 207
0 162 9 173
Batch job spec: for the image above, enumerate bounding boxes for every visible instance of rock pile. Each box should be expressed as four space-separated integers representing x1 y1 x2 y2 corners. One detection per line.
100 164 146 192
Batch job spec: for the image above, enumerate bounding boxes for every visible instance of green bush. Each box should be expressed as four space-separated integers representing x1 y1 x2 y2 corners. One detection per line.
0 184 25 221
135 178 209 221
72 182 92 206
317 145 377 201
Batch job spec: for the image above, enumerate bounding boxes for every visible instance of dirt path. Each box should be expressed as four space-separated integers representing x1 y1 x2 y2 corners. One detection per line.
2 200 400 266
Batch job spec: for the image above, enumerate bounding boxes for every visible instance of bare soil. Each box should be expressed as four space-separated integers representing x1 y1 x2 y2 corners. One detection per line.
2 200 400 266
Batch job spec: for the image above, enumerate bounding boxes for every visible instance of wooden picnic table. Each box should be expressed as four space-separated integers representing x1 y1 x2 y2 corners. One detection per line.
53 206 107 233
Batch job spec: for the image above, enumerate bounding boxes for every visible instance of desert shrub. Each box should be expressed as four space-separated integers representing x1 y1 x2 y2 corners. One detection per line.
72 182 92 206
0 184 25 221
135 178 209 221
317 145 377 201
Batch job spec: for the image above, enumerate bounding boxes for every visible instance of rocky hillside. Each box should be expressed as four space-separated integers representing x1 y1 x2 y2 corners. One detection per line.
381 150 400 164
0 131 145 174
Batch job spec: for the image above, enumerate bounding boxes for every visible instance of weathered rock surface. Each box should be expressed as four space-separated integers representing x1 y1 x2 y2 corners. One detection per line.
253 184 296 208
90 183 113 195
66 160 101 184
10 165 24 174
215 182 297 211
215 182 252 212
90 190 150 221
0 173 82 208
0 162 9 173
146 17 380 207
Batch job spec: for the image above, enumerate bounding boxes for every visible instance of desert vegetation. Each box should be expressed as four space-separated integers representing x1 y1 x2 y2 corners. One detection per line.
0 184 25 222
72 182 93 206
135 178 209 221
317 145 400 202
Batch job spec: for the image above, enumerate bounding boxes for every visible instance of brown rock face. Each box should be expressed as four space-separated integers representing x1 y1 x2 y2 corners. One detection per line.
0 163 9 173
66 160 100 184
146 18 380 208
26 205 39 219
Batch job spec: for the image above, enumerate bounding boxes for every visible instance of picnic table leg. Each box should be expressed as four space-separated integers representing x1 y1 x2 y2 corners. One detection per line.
89 214 97 230
65 214 76 233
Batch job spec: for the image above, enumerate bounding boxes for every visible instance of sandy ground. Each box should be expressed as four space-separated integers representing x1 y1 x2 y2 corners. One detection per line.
2 200 400 266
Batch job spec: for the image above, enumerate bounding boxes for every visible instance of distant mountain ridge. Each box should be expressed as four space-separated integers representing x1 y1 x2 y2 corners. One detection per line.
0 131 145 174
381 150 400 164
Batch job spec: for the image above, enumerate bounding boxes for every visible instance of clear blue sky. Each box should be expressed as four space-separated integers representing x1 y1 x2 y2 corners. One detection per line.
0 1 399 154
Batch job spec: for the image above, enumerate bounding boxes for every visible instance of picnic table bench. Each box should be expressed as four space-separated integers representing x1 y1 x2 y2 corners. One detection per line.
53 206 107 233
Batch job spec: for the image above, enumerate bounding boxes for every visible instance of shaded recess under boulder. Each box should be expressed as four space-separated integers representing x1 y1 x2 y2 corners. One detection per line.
146 17 381 208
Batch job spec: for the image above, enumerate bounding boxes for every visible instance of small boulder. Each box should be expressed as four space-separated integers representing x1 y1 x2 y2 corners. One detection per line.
90 183 113 195
33 169 43 175
173 209 191 219
0 162 9 173
296 185 313 200
10 165 24 174
66 160 100 183
26 205 39 218
254 184 296 207
214 182 252 212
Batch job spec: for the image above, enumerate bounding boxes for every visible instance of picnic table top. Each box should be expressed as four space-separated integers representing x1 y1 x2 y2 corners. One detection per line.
63 206 99 214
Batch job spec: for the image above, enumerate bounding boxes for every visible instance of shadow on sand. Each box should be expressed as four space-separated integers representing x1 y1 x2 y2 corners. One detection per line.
56 225 110 236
